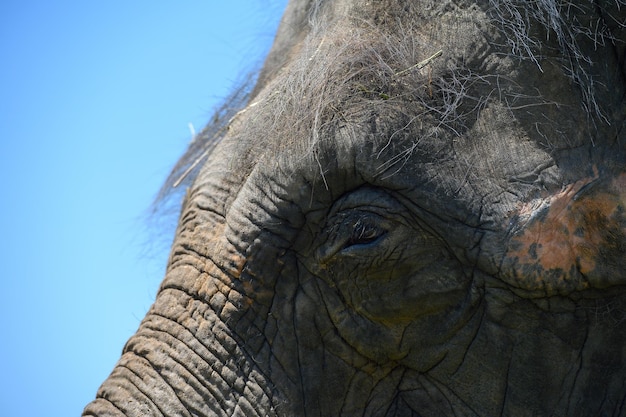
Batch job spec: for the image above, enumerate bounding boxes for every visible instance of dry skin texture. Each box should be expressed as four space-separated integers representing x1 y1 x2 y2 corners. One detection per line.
85 1 626 416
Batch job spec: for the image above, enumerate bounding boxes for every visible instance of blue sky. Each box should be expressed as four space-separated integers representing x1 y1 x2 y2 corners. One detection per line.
0 1 286 415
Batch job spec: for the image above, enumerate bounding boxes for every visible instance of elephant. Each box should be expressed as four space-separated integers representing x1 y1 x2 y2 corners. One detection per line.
83 0 626 416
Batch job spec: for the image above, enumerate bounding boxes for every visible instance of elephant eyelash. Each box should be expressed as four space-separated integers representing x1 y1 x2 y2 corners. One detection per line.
342 218 387 249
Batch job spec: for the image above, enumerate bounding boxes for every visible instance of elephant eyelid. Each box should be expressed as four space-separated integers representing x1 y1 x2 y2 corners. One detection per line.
343 219 387 249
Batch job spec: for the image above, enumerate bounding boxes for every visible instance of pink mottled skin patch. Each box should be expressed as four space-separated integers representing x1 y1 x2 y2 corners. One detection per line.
504 169 626 293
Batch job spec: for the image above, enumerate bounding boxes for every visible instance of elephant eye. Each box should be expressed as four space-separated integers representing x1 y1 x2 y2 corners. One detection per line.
343 219 386 249
316 187 403 262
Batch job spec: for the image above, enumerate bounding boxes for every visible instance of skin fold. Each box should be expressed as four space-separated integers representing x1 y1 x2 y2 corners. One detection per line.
83 0 626 416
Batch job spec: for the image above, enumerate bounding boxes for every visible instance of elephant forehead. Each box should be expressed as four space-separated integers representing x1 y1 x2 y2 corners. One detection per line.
187 0 623 284
199 78 565 263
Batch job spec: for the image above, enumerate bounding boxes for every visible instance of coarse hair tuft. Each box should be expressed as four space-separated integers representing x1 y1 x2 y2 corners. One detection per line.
154 0 625 215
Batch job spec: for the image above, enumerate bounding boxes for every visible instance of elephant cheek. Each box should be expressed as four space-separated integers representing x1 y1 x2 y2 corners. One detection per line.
354 259 470 325
315 254 476 367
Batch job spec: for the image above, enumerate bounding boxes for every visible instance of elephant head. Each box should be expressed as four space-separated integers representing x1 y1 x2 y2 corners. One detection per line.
83 0 626 416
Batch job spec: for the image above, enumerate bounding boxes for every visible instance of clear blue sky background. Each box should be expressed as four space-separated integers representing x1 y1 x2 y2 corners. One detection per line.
0 1 286 415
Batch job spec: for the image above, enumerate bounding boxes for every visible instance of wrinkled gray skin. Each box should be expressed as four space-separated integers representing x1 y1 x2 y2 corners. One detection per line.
84 1 626 416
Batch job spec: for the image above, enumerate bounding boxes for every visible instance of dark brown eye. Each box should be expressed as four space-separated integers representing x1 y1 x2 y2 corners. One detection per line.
343 219 386 249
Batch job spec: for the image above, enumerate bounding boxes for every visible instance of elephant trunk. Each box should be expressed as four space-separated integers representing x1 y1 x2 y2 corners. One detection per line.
84 272 272 416
83 270 275 417
83 183 277 416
